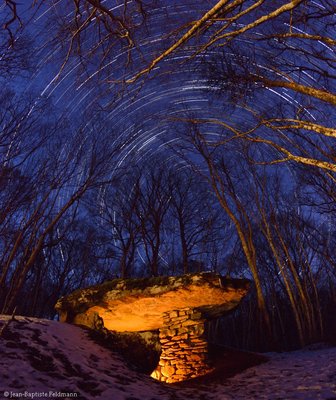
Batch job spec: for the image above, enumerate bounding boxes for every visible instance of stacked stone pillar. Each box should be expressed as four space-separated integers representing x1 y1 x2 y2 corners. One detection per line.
150 307 213 383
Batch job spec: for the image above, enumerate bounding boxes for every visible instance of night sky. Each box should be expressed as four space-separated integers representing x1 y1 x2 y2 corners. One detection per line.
4 0 334 177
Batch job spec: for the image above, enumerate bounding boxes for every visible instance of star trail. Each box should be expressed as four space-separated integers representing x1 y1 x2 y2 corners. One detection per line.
11 1 329 177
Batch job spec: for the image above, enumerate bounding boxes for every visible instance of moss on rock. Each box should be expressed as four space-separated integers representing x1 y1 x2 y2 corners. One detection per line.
56 273 250 318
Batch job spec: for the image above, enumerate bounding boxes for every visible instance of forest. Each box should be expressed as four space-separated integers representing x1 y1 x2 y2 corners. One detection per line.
0 0 335 352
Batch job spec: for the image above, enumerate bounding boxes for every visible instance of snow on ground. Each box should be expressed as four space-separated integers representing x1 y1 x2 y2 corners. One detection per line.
0 315 335 400
201 346 336 400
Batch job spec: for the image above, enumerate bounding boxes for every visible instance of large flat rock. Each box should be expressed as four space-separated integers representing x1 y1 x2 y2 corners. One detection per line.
55 273 250 332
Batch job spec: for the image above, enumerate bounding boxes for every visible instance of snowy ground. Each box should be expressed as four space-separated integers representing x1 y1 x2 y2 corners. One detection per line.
0 315 335 400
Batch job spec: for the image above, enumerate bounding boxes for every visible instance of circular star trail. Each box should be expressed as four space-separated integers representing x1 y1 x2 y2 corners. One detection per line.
6 0 335 179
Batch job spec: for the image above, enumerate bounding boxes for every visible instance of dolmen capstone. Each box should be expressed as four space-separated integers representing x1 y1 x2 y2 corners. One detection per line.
55 272 249 383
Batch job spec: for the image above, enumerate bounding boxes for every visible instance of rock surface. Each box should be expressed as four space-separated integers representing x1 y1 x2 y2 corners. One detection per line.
56 272 250 383
151 307 214 383
55 272 250 332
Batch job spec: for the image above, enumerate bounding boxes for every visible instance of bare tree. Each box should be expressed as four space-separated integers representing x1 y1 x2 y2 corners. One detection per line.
98 171 142 278
136 164 171 277
183 124 272 336
0 111 124 314
168 169 223 274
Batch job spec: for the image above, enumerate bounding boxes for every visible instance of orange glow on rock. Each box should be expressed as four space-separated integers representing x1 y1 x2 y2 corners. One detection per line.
84 284 248 332
150 308 214 383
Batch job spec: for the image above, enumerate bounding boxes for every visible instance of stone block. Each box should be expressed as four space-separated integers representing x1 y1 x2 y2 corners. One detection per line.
190 338 206 343
172 333 188 341
179 343 192 349
159 329 169 337
175 354 186 358
172 314 189 321
163 341 175 346
190 311 202 320
194 345 208 350
150 369 161 380
167 328 177 336
192 326 205 335
161 365 176 378
181 319 201 327
169 323 182 330
188 353 205 362
192 346 207 352
175 368 190 376
176 327 189 335
161 356 175 360
163 348 176 354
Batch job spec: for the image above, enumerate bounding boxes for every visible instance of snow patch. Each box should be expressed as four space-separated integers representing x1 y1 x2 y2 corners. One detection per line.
1 315 335 400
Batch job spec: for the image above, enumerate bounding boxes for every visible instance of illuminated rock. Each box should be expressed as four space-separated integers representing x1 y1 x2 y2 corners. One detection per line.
151 307 213 382
56 273 249 331
56 272 249 383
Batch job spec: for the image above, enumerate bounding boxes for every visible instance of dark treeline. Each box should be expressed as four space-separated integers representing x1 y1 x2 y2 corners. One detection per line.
0 0 335 352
